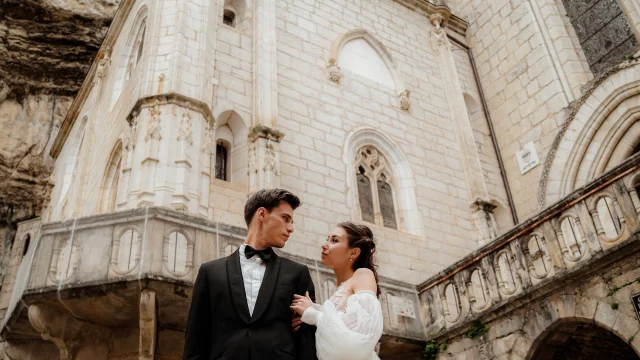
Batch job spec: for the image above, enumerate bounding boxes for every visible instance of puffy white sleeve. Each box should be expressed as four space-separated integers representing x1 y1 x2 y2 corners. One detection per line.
301 291 383 360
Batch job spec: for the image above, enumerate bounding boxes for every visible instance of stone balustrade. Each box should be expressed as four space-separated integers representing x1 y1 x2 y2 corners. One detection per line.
418 153 640 339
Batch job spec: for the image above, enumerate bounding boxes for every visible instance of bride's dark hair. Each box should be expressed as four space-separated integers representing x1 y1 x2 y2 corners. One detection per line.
337 221 380 296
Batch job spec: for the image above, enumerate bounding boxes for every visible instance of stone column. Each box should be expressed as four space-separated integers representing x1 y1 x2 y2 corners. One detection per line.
253 0 278 129
139 289 156 360
470 199 498 246
429 8 494 244
247 126 283 193
247 0 282 193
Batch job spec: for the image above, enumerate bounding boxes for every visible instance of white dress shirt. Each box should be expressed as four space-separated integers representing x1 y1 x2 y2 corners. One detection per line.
239 244 267 315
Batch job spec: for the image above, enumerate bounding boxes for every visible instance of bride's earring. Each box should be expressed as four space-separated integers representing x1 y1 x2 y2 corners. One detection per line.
349 257 353 262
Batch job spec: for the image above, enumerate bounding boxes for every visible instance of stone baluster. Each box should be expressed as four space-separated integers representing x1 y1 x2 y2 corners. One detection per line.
590 208 605 236
611 197 626 226
573 217 587 256
629 188 640 218
554 227 570 257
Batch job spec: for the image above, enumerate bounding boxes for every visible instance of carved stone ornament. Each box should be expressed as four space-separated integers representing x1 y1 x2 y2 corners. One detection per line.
327 59 342 83
430 12 451 55
355 145 387 176
124 112 138 151
177 111 193 145
398 90 411 110
145 99 162 141
93 46 112 85
201 120 215 154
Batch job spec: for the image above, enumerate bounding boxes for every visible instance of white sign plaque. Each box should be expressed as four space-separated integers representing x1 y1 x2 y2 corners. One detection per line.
390 295 416 319
516 141 540 174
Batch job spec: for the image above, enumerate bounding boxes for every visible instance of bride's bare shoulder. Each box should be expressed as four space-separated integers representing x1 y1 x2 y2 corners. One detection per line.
351 268 377 293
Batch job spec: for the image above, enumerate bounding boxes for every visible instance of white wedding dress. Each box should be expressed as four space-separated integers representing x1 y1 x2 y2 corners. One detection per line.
301 279 384 360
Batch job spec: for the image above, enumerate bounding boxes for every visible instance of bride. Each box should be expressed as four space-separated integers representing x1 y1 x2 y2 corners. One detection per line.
290 222 383 360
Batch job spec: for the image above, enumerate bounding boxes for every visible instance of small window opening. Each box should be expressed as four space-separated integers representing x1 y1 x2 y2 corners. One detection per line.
223 9 236 27
215 142 228 181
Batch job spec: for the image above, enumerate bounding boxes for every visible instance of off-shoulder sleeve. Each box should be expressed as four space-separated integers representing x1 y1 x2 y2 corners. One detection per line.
303 291 383 360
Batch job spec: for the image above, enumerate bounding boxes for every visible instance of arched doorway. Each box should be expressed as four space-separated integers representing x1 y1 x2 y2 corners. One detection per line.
528 320 640 360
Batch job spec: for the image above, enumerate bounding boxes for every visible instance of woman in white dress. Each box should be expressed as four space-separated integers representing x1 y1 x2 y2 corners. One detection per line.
291 222 384 360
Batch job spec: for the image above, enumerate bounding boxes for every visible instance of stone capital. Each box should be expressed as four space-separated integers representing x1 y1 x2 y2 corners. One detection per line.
248 125 285 142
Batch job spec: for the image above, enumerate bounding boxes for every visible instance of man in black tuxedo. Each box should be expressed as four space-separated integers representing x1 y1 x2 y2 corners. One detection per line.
183 189 317 360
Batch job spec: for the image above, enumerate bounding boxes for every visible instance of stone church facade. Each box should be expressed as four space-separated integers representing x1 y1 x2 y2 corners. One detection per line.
0 0 638 358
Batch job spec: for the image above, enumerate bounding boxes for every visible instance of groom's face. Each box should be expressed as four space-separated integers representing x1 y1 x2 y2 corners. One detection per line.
260 200 295 248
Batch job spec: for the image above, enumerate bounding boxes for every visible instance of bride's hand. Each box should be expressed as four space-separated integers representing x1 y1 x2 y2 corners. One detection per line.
290 291 313 316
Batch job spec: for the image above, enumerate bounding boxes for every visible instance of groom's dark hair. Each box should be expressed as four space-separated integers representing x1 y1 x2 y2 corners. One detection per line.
244 188 301 226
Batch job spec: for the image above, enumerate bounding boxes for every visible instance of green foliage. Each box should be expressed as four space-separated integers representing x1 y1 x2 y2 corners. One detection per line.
626 53 635 60
611 303 619 310
424 340 439 360
607 286 620 296
636 277 640 283
606 276 613 283
464 320 489 339
424 340 448 360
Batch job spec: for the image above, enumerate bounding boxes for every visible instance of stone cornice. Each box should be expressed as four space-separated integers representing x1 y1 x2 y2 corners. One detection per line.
392 0 468 35
125 93 215 125
50 0 136 159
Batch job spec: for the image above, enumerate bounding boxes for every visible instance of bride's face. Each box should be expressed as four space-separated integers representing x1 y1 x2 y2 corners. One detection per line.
320 226 353 269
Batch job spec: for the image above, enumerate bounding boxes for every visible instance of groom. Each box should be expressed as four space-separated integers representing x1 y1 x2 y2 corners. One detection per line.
183 188 318 360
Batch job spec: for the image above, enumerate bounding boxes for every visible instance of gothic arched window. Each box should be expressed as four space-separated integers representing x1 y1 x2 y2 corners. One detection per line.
126 20 147 81
355 146 397 229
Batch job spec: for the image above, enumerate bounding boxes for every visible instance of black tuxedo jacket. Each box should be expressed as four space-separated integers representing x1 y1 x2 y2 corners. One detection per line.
183 249 318 360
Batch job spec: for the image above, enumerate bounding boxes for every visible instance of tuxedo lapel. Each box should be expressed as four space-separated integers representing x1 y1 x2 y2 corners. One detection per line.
250 252 281 323
227 249 251 324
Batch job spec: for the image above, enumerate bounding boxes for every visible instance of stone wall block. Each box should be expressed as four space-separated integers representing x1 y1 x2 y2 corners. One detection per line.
594 300 620 329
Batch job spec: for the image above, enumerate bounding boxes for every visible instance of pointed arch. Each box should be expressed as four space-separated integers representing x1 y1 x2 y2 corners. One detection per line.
329 29 406 92
539 62 640 207
99 140 124 213
110 6 149 109
345 127 422 236
213 110 249 184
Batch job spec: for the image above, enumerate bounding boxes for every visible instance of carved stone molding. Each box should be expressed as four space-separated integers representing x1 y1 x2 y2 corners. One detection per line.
248 125 285 142
125 92 215 127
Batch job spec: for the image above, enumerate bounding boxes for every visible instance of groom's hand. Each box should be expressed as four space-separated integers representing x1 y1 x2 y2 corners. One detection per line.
291 312 303 332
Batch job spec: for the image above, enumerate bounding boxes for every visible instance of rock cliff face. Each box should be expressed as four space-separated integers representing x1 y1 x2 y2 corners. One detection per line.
0 0 118 279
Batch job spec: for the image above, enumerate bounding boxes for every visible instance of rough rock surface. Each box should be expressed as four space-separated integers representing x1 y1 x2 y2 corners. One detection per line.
0 0 118 276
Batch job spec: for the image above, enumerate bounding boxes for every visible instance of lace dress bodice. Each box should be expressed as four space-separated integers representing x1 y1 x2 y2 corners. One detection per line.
302 278 383 360
329 280 351 312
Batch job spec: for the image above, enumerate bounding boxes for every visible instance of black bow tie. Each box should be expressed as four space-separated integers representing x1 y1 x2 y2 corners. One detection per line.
244 245 273 262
